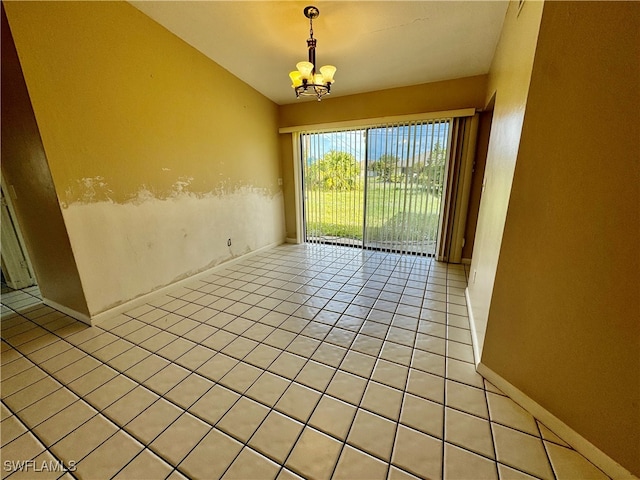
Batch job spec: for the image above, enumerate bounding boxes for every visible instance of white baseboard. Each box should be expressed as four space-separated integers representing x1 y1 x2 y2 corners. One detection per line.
465 287 481 367
42 298 92 326
90 240 284 326
476 362 637 480
285 237 299 244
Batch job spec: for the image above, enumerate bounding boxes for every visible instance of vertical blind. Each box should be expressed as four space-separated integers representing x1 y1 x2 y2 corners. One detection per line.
301 118 453 255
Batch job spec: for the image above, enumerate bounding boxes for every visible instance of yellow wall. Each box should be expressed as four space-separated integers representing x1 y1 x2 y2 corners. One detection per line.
278 75 488 239
1 6 89 318
4 1 284 316
467 0 544 359
482 1 640 474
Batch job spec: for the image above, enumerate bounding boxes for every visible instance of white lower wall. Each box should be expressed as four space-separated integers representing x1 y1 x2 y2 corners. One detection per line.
61 187 285 316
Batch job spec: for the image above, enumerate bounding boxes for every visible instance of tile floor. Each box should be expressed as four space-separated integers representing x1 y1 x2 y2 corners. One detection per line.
1 244 609 480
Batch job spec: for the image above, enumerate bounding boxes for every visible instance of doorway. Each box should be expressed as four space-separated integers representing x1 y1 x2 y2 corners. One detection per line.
301 119 451 256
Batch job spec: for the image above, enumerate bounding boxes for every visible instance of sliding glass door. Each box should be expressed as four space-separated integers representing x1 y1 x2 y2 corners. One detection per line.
301 119 451 255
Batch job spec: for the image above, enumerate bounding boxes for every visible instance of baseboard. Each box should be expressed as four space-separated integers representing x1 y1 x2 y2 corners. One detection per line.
90 240 284 326
465 287 481 367
476 362 637 480
42 299 92 326
285 237 299 244
461 258 472 265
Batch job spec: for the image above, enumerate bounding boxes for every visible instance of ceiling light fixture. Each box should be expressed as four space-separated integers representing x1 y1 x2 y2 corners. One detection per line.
289 6 336 101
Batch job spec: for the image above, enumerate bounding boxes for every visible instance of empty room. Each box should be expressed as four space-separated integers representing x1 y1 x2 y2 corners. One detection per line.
1 1 638 479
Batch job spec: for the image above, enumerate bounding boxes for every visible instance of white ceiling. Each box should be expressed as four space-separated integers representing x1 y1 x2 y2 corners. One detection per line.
130 1 508 105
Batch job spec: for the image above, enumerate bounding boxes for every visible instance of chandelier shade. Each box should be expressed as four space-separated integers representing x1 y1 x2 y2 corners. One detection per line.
289 6 336 101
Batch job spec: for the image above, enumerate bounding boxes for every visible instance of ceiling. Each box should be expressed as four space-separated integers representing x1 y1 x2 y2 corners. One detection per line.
130 1 508 105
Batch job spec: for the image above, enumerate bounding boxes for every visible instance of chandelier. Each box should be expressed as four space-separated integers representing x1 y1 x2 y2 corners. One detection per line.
289 6 336 101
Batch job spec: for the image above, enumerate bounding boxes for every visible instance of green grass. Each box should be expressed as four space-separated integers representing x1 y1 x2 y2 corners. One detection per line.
305 183 442 242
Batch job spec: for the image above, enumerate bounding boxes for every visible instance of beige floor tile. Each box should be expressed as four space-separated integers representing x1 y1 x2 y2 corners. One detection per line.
92 339 134 363
103 386 159 425
125 398 183 444
286 427 342 480
537 422 570 447
38 347 86 374
347 409 397 461
392 425 443 480
309 395 357 440
3 377 61 413
125 354 170 383
487 392 539 436
67 364 118 396
33 400 96 445
324 327 357 348
222 336 259 359
406 368 445 404
190 384 240 425
544 442 608 480
497 463 539 479
107 347 151 372
268 352 307 379
76 332 119 354
84 375 137 411
50 414 118 463
217 396 270 442
220 361 263 393
245 343 281 369
415 333 447 356
179 429 243 479
333 445 388 480
144 363 191 395
361 381 403 421
54 356 103 385
444 442 498 480
492 424 554 480
165 374 214 409
446 341 475 363
246 371 291 406
15 388 78 428
150 412 211 465
412 349 446 377
74 429 143 480
26 340 72 363
401 393 444 438
339 350 376 378
351 334 384 357
446 357 484 389
295 360 335 391
388 466 421 479
275 382 321 422
379 342 413 366
175 345 216 370
446 380 489 419
196 353 240 382
2 366 47 397
249 411 305 463
1 357 35 381
113 448 174 479
1 415 28 445
158 337 198 361
1 431 46 470
445 407 495 459
222 447 280 480
326 370 367 405
370 358 409 390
